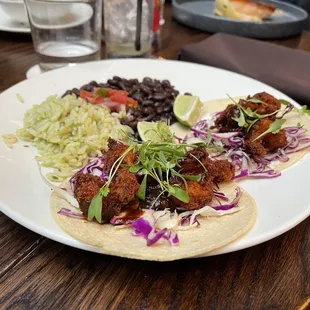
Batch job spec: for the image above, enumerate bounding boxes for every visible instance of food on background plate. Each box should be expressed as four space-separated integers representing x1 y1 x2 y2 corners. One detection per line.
214 0 277 22
171 92 310 179
51 123 257 261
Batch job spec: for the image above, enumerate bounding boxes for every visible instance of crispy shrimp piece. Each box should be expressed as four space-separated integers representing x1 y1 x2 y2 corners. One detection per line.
210 160 235 183
104 138 136 172
74 173 105 216
74 168 139 222
263 131 288 150
179 147 212 175
214 104 240 132
103 168 139 216
179 147 235 183
241 92 281 116
245 119 288 155
169 177 214 211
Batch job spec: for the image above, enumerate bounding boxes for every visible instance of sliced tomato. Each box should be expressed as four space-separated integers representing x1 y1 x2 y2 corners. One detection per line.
110 94 128 104
91 96 105 104
127 97 138 107
107 89 128 97
80 89 93 100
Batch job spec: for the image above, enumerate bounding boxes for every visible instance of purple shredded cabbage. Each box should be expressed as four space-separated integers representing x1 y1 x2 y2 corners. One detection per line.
58 208 85 219
214 187 241 211
174 135 183 143
147 228 168 246
213 188 229 201
69 156 107 192
163 231 180 246
180 215 200 227
130 217 179 246
192 118 310 180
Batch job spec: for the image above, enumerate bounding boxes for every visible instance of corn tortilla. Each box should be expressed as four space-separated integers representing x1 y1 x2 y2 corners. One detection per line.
170 96 310 172
50 180 257 261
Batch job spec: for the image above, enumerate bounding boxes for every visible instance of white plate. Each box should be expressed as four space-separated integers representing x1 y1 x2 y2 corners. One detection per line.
0 6 30 33
0 59 309 258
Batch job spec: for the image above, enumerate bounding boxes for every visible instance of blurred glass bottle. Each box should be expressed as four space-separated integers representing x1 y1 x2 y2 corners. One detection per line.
152 0 165 56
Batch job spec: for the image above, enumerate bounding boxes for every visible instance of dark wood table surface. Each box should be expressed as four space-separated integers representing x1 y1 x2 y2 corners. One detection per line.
0 4 309 310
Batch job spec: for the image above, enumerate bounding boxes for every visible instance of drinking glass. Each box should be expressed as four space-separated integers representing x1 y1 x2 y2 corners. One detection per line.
103 0 154 58
24 0 102 71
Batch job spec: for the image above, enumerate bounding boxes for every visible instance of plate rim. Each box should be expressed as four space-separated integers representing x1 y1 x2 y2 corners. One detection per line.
173 0 308 25
0 6 30 33
172 0 308 39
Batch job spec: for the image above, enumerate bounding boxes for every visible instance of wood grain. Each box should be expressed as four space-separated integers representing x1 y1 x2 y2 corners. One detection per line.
0 217 309 309
0 3 309 309
0 214 43 278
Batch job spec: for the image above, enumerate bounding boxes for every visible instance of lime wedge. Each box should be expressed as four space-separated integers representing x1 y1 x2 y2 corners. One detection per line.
137 121 173 142
173 95 203 127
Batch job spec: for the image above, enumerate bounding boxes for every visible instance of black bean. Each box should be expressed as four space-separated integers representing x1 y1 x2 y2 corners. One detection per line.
154 101 163 108
164 89 172 95
107 79 118 86
117 82 126 90
113 76 122 82
81 84 93 92
143 113 156 121
89 80 99 87
132 92 144 101
142 99 154 107
127 107 137 115
72 88 80 96
62 90 72 97
153 93 166 101
160 114 169 120
164 105 172 112
140 85 151 95
143 77 152 83
129 121 138 130
184 92 192 96
162 80 171 87
144 81 155 88
98 83 108 88
142 107 155 116
164 99 173 105
134 110 143 117
127 115 135 122
163 113 172 119
130 78 139 84
156 106 164 114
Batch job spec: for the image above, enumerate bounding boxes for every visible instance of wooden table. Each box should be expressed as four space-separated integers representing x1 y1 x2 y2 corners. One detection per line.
0 4 309 309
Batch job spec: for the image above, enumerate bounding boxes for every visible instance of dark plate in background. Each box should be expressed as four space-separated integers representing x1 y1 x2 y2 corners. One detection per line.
172 0 308 39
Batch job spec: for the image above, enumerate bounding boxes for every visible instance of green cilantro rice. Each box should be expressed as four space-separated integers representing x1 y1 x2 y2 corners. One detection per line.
16 95 132 181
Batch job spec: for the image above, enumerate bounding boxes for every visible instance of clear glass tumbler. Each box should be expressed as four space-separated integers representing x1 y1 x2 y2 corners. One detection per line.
24 0 102 71
104 0 154 58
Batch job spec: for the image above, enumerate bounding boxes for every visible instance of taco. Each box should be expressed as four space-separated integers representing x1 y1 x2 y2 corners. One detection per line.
171 92 310 179
50 127 257 261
